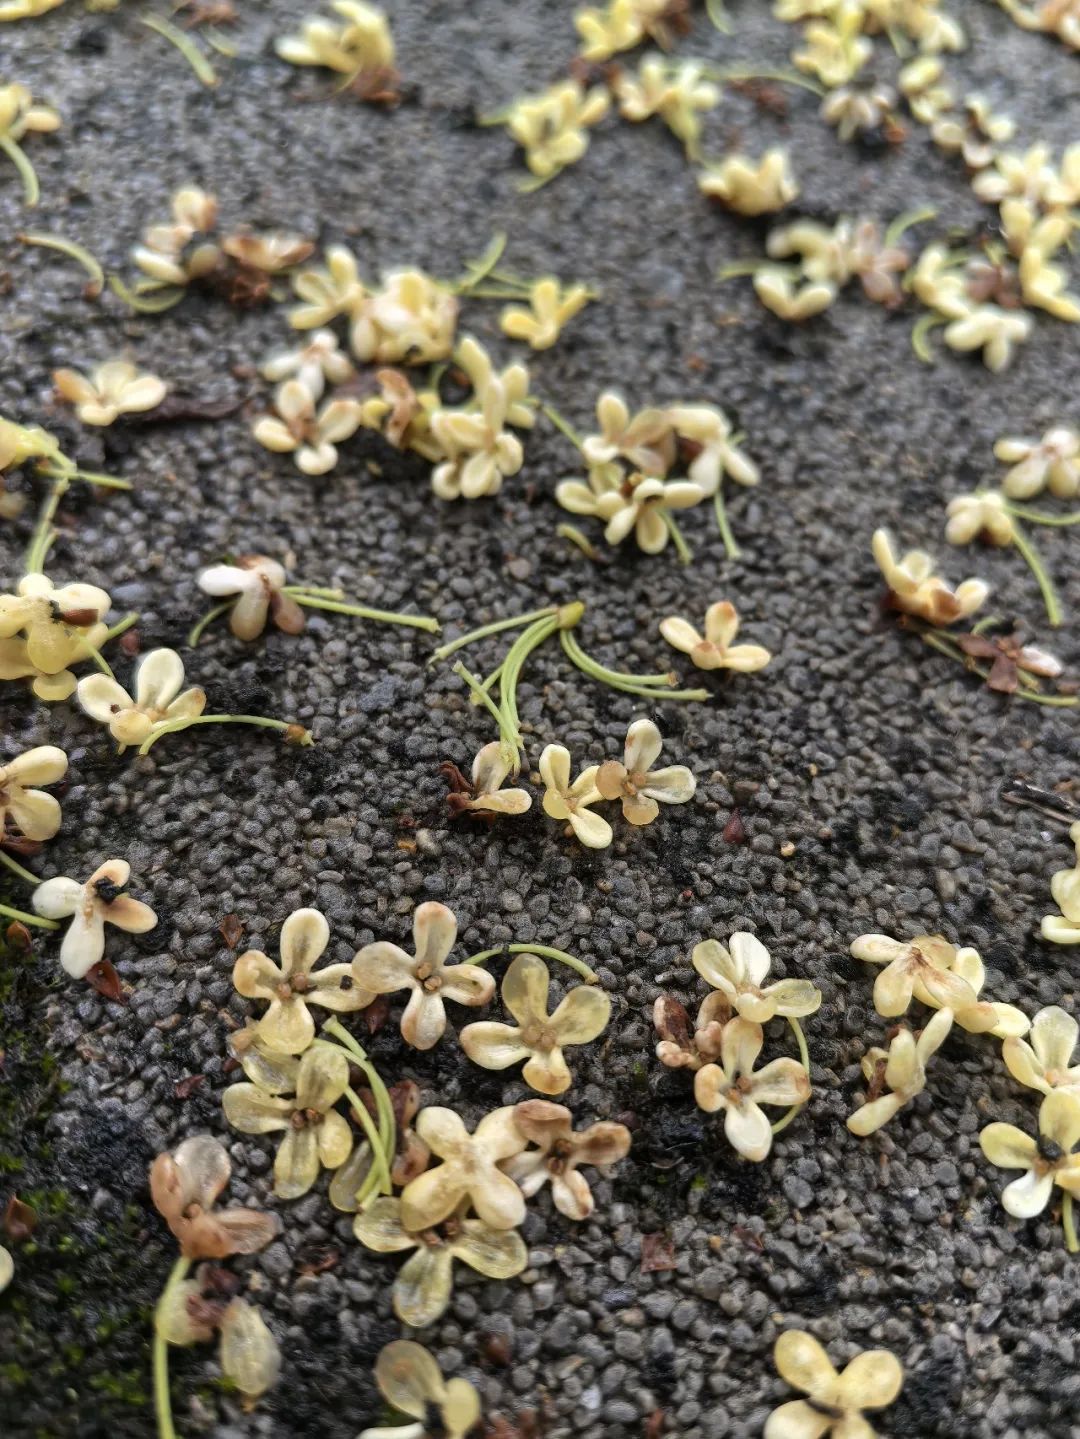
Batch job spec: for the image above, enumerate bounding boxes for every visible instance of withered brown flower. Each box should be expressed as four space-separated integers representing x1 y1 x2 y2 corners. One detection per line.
956 630 1063 694
150 1135 279 1259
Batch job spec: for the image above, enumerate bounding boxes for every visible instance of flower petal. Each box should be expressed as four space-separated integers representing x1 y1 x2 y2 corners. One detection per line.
31 875 82 919
1001 1167 1054 1218
522 1046 572 1095
401 987 447 1050
218 1300 281 1400
279 907 330 976
375 1341 445 1419
502 951 550 1026
256 995 315 1055
659 616 703 656
548 985 611 1045
135 648 184 710
296 1043 349 1111
400 1165 467 1234
274 1125 321 1199
723 1097 773 1161
692 939 739 993
837 1349 904 1410
641 765 696 804
568 806 613 848
763 1399 832 1439
1032 1005 1078 1073
393 1245 454 1328
980 1121 1037 1170
352 1197 419 1251
352 940 418 994
729 931 771 986
773 1330 839 1403
623 718 663 774
222 1083 294 1134
460 1021 531 1072
76 674 134 723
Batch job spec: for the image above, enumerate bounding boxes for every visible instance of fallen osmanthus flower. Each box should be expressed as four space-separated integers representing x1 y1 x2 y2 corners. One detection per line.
276 0 400 104
260 329 353 399
0 744 67 843
429 337 534 501
358 1340 481 1439
150 1136 281 1421
0 571 110 700
765 1330 903 1439
980 1089 1080 1231
595 717 696 826
442 742 533 819
954 629 1063 696
399 1106 529 1232
614 55 719 160
351 900 496 1050
993 425 1080 499
698 149 798 215
501 1099 631 1220
252 376 362 475
75 646 311 753
821 79 897 143
691 931 821 1023
52 360 167 427
871 527 989 626
500 79 610 188
575 0 691 61
460 952 611 1095
1003 1004 1080 1092
850 931 1029 1036
233 907 374 1054
32 858 157 979
352 1195 526 1328
659 600 771 673
499 277 592 350
847 1007 954 1135
693 1015 811 1162
652 992 728 1070
539 741 611 848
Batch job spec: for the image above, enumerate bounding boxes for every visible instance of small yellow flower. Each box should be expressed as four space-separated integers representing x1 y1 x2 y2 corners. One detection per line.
460 952 611 1096
1041 822 1080 945
752 268 836 321
33 858 157 978
501 1099 631 1220
1003 1004 1080 1094
538 742 611 848
351 269 459 365
981 1090 1080 1218
699 149 798 216
0 572 110 675
765 1331 903 1439
359 1341 481 1439
289 245 367 329
0 744 67 842
252 379 362 475
400 1106 528 1231
132 186 220 287
575 0 684 60
691 932 821 1021
0 82 60 142
943 491 1015 547
595 717 695 825
276 0 395 80
77 647 206 746
694 1017 810 1161
659 601 771 672
994 426 1080 499
500 278 591 350
615 55 719 158
871 528 989 625
53 360 167 427
505 80 609 182
847 1007 954 1135
794 15 872 87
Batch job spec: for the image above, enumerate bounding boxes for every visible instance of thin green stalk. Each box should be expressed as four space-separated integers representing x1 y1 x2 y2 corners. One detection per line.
911 312 945 364
0 850 41 886
142 15 218 86
705 67 825 97
451 231 508 293
1064 1192 1079 1254
1003 503 1080 526
463 942 598 985
498 615 560 742
884 207 937 249
103 612 139 643
430 606 557 664
19 231 105 297
0 901 57 929
290 594 439 632
920 631 1077 706
282 585 346 600
153 1255 191 1439
455 285 537 300
343 1085 393 1197
138 714 314 755
560 629 709 701
72 636 115 679
557 523 602 560
452 660 521 755
187 601 233 648
971 613 1003 635
713 487 741 559
1011 522 1063 627
108 275 186 313
25 474 69 574
705 0 732 31
41 465 131 490
0 135 39 207
541 403 584 451
717 258 773 281
662 512 693 566
771 1017 810 1136
322 1020 397 1179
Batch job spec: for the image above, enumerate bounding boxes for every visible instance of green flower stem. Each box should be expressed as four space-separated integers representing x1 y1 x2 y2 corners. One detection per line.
138 714 314 756
282 585 346 600
1003 503 1080 526
0 849 41 886
475 659 505 695
322 1021 396 1156
0 135 39 207
497 615 560 744
464 942 598 984
451 231 508 292
771 1017 811 1137
704 67 825 96
540 402 584 451
187 601 233 648
970 613 1003 635
0 900 57 929
104 612 139 642
430 606 557 664
452 660 520 756
1010 522 1063 627
920 631 1077 706
662 512 693 566
18 230 105 298
141 14 218 86
41 465 131 490
884 207 937 248
713 487 741 559
25 474 69 573
73 637 115 679
288 595 439 632
108 275 186 313
911 312 946 364
716 258 773 280
557 523 603 560
560 629 709 701
1064 1192 1079 1254
153 1255 192 1439
705 0 732 32
342 1085 393 1198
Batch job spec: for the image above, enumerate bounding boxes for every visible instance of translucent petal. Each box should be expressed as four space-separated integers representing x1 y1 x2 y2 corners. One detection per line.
550 1168 594 1220
624 718 663 774
155 1279 216 1346
353 940 419 994
641 765 696 804
522 1046 572 1095
352 1197 419 1251
773 1329 839 1404
502 952 551 1026
274 1125 321 1199
296 1043 349 1111
331 1142 374 1212
837 1349 904 1410
1032 1006 1078 1072
763 1399 832 1439
5 787 61 841
470 1166 526 1230
724 1098 773 1161
279 907 330 975
750 1057 810 1108
401 1170 465 1232
692 940 738 994
134 648 184 710
318 1109 353 1170
460 1021 530 1071
1041 1089 1080 1152
394 1245 454 1328
451 1220 528 1278
238 1043 299 1095
471 740 510 794
218 1300 281 1399
883 1030 920 1094
401 987 447 1050
721 1016 764 1078
107 896 157 934
222 1083 293 1134
538 743 571 795
232 949 282 1001
59 910 106 978
375 1340 445 1419
510 1098 571 1149
257 996 315 1055
729 932 771 986
849 933 905 965
1003 1036 1050 1094
413 900 457 970
171 1135 231 1209
548 986 611 1045
872 959 917 1017
768 979 822 1018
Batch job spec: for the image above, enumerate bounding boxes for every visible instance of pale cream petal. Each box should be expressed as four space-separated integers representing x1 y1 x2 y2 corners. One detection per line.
296 1043 349 1110
471 740 510 794
767 979 823 1018
471 1166 527 1230
134 648 185 710
550 1168 595 1220
6 788 60 841
847 1092 907 1135
414 1106 470 1158
763 1399 832 1439
522 1046 573 1095
352 1197 419 1251
641 765 696 804
749 1057 810 1108
721 1015 764 1077
849 933 905 965
1041 1088 1080 1152
334 1144 375 1212
375 1341 445 1419
438 963 496 1008
692 939 739 993
317 1109 353 1170
548 986 611 1044
352 940 418 994
568 806 613 848
773 1329 839 1403
704 600 740 648
60 910 106 978
155 1278 216 1345
624 717 663 774
274 1125 322 1199
460 1021 531 1071
4 744 67 786
872 958 917 1017
256 995 315 1055
1032 1006 1078 1072
222 1084 294 1134
724 1098 774 1160
106 896 157 934
279 906 330 975
837 1349 904 1410
76 674 135 723
197 563 250 598
693 1063 725 1112
393 1246 454 1328
729 931 771 986
413 899 457 970
980 1121 1038 1170
502 951 551 1026
443 1377 482 1437
450 1220 528 1277
883 1029 920 1094
474 1105 529 1161
400 987 447 1050
218 1300 281 1400
659 616 703 655
724 643 772 672
232 950 282 1001
400 1165 466 1232
1001 1167 1055 1218
538 743 571 794
1003 1036 1050 1094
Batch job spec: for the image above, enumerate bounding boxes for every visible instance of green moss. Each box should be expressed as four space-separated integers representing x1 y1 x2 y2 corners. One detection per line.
88 1368 150 1405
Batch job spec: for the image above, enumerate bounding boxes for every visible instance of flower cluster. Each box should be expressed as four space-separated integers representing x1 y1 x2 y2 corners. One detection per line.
654 931 818 1161
556 391 758 556
502 80 610 185
276 0 399 103
540 718 695 849
659 600 771 672
744 215 915 323
614 55 719 160
0 571 111 701
1000 0 1080 49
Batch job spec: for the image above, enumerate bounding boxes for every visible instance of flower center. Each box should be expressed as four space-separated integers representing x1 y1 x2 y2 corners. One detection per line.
1038 1135 1065 1166
93 876 126 905
291 1108 323 1131
521 1021 558 1050
415 961 442 992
